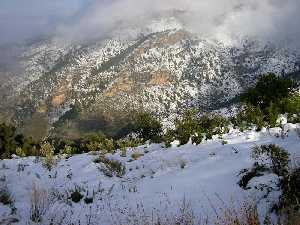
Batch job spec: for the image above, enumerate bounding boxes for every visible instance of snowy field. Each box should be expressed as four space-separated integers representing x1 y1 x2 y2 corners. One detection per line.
0 124 299 225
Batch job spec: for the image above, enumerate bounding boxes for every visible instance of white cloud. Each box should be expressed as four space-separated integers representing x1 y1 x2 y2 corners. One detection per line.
1 0 300 48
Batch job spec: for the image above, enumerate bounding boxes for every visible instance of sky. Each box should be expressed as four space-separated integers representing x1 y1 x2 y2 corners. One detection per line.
0 0 90 44
0 0 300 47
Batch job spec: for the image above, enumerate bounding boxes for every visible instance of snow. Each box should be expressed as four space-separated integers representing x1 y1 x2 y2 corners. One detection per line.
0 124 299 224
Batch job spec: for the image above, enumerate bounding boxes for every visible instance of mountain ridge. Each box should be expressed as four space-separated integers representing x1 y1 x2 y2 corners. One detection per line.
0 17 299 139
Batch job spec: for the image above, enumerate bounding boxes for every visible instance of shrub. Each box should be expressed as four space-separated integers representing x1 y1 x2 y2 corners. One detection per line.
70 189 83 203
0 123 38 159
133 113 162 143
282 94 300 115
16 147 26 157
287 114 300 124
15 135 36 156
173 111 230 146
215 200 260 225
0 123 18 159
40 142 56 171
131 152 144 160
198 114 230 138
30 184 49 223
163 129 177 148
81 133 115 153
116 137 144 150
175 110 203 145
241 73 297 111
233 104 265 131
238 163 268 189
251 144 289 176
266 103 280 128
0 182 13 206
59 144 74 156
280 168 300 213
94 157 126 177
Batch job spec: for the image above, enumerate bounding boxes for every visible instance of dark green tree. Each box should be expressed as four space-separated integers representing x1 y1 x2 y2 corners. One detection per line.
241 73 297 111
0 123 18 158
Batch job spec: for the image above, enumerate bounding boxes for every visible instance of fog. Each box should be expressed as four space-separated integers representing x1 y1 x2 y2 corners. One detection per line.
0 0 300 47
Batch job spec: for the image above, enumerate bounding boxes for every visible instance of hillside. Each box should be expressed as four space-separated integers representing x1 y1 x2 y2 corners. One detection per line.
0 123 299 224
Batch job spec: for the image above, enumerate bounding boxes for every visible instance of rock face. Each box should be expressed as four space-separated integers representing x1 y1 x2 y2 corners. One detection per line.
0 16 299 138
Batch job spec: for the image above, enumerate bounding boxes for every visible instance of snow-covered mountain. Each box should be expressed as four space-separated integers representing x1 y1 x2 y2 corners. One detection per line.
0 15 299 138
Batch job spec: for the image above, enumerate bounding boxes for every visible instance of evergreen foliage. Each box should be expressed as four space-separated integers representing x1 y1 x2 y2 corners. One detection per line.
251 144 290 176
80 133 114 153
241 73 297 111
133 113 162 143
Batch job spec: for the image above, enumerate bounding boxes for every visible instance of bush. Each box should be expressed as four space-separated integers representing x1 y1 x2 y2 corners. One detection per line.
94 157 126 177
40 142 56 171
251 144 289 176
81 133 115 153
241 73 297 111
238 163 268 189
232 104 265 131
0 183 13 206
30 184 49 223
171 111 230 146
133 113 162 143
0 123 18 159
266 103 280 128
280 168 300 213
238 74 299 129
282 94 300 115
162 129 176 148
116 137 144 150
175 110 203 145
70 189 83 203
0 123 38 159
198 114 230 138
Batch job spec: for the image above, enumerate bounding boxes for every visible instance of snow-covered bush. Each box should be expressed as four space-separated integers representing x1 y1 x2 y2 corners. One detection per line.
251 144 289 177
238 162 268 189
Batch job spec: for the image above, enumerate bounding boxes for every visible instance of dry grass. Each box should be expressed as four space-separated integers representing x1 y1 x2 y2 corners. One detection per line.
30 183 50 223
212 197 260 225
131 152 144 160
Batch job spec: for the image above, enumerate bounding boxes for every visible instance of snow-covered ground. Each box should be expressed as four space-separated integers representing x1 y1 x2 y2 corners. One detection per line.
0 124 299 225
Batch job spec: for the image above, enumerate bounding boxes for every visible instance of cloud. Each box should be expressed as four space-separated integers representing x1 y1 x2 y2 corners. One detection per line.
0 0 87 44
1 0 300 48
53 0 300 48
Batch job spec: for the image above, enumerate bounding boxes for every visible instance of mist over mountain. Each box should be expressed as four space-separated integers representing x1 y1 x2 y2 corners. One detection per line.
57 0 300 48
1 0 300 48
